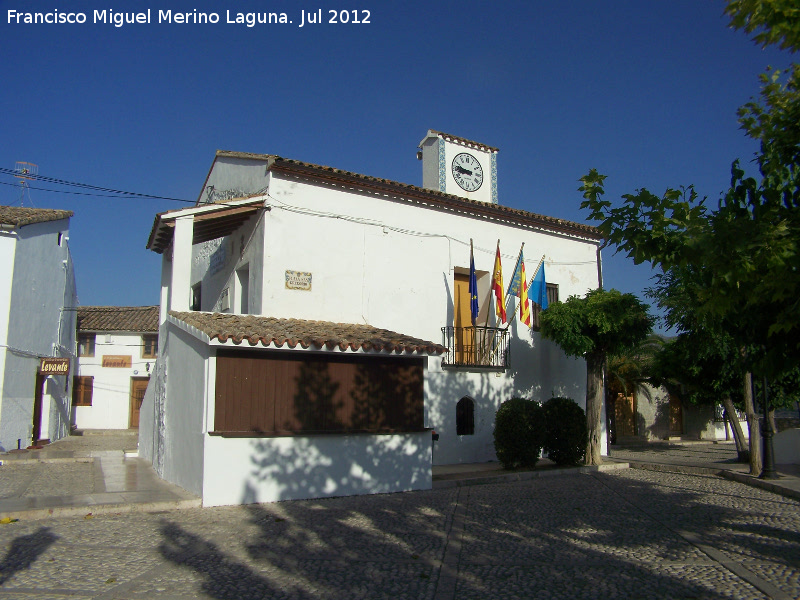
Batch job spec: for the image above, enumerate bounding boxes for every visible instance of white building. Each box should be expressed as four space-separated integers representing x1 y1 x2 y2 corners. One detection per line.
73 306 159 430
0 205 77 451
140 131 604 506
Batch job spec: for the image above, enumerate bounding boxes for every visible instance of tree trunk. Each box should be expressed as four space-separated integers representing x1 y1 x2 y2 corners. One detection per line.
721 394 747 461
585 352 604 465
768 408 777 434
744 371 762 476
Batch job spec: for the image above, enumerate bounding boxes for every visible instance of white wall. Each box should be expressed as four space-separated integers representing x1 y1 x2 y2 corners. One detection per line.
0 231 17 413
177 162 604 473
73 331 154 430
203 432 432 506
162 324 208 496
0 219 74 451
257 174 601 463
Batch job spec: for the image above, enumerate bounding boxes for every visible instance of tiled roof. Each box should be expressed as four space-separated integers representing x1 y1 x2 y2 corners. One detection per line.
0 205 73 227
169 311 447 355
147 150 602 253
77 306 159 333
419 130 500 152
222 152 601 238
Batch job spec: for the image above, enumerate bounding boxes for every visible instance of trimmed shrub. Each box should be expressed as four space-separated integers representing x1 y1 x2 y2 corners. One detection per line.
493 398 546 469
542 397 587 466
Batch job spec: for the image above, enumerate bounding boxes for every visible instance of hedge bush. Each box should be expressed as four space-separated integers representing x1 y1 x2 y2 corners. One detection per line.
542 397 587 466
493 397 546 469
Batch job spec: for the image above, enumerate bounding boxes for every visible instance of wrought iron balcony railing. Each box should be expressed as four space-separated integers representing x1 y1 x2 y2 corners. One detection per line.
441 326 509 370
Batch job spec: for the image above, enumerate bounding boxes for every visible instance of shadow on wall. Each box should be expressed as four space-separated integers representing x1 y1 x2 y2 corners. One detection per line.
153 468 800 600
648 396 672 440
44 376 70 443
241 360 430 503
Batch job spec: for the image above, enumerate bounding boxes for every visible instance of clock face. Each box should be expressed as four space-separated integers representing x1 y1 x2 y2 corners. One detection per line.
451 152 484 192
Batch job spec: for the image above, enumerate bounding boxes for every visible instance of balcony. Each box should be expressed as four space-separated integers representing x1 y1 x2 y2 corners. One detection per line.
441 326 509 370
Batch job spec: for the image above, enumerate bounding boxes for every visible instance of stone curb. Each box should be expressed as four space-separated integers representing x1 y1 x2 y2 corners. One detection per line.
0 498 202 521
432 462 629 490
721 469 800 501
613 460 726 477
619 459 800 502
0 456 95 466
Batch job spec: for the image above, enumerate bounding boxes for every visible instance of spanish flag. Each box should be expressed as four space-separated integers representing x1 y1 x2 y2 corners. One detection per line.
492 242 506 324
519 255 531 327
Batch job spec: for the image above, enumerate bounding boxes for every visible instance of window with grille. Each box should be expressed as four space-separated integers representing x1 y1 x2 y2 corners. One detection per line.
72 376 94 406
531 283 559 331
142 334 158 358
78 333 96 357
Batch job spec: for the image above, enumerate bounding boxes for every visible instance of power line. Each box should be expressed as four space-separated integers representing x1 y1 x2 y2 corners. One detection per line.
0 167 191 203
0 179 181 201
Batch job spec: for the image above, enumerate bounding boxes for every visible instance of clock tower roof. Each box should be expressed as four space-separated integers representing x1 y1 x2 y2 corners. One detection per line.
419 130 499 153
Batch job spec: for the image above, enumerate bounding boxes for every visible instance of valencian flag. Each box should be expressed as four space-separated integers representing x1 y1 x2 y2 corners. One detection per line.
506 244 524 298
492 241 506 323
469 240 479 326
519 255 532 326
529 260 548 310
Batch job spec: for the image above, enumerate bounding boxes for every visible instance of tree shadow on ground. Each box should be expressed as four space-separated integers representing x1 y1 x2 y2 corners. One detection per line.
0 526 58 585
156 469 799 599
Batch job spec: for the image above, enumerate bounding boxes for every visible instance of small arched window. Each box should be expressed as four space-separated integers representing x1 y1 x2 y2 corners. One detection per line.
456 397 475 436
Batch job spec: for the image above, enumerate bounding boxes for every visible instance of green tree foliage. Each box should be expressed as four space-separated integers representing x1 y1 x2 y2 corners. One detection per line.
493 398 546 469
579 2 800 376
540 288 653 465
725 0 800 52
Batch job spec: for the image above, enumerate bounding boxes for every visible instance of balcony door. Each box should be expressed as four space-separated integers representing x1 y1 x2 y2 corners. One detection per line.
454 273 475 364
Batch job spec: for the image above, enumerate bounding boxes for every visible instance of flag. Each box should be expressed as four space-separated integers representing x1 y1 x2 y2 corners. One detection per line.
469 240 479 326
519 255 531 326
506 244 524 298
492 242 506 323
529 260 548 310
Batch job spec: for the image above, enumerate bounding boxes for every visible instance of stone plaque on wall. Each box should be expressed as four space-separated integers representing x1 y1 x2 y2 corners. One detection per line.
285 270 312 291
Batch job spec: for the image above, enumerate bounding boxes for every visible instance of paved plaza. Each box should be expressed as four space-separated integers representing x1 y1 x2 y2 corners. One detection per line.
1 462 799 599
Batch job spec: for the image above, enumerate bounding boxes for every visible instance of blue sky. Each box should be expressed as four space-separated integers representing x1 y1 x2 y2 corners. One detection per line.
0 1 793 329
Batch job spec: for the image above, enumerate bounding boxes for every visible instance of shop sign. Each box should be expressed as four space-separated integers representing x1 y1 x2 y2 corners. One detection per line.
39 357 70 376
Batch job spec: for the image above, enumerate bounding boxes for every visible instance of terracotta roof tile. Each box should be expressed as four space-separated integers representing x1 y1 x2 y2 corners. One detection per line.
169 311 447 355
77 306 159 333
0 205 73 227
221 151 601 239
420 130 499 152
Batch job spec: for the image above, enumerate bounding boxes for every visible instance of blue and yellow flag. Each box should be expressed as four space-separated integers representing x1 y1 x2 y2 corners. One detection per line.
529 260 548 310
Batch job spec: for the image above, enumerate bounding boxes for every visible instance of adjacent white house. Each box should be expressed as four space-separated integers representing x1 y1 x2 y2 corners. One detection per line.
140 131 605 506
73 306 159 430
613 384 749 443
0 205 77 451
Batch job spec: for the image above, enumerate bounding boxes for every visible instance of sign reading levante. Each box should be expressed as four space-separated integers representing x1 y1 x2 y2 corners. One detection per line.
102 355 132 368
285 270 312 291
7 8 372 29
39 357 70 375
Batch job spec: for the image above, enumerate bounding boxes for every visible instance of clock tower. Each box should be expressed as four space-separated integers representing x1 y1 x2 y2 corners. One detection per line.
418 130 498 204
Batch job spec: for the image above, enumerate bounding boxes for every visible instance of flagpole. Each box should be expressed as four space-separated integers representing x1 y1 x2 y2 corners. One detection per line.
482 239 500 327
503 242 524 320
503 254 545 330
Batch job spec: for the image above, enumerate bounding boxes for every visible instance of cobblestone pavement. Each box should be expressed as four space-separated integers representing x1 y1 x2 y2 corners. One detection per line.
1 469 798 600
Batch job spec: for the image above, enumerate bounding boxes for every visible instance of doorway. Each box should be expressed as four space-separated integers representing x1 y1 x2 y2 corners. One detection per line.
129 377 150 428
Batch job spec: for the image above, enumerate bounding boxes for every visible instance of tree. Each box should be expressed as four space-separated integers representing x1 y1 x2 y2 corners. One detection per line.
540 288 654 465
650 331 751 463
